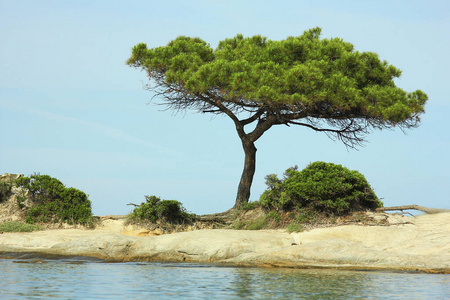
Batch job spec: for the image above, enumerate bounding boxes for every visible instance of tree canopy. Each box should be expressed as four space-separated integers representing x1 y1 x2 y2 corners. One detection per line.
127 27 428 208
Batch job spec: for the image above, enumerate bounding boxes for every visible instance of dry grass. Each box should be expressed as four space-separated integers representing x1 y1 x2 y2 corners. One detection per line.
228 206 389 232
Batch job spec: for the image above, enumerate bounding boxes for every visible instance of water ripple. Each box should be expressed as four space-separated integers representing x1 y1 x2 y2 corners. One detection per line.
0 259 448 299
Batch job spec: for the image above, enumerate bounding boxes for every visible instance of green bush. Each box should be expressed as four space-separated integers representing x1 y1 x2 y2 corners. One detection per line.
0 181 12 202
260 162 382 215
15 174 93 226
129 195 195 224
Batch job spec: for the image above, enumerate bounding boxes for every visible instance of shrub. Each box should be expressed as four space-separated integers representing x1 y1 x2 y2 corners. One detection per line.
16 195 26 209
0 181 12 202
15 174 94 225
260 162 382 215
129 195 195 224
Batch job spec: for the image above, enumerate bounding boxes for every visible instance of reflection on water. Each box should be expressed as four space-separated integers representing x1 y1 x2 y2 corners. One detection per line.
0 257 448 299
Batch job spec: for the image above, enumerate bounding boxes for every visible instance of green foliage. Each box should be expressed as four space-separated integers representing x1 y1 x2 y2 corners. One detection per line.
15 174 93 225
266 210 281 222
240 201 260 211
0 182 12 202
0 221 43 232
260 162 383 215
129 195 195 224
295 207 320 223
244 217 267 230
234 217 267 230
285 221 304 233
16 196 25 209
232 209 282 230
128 28 427 130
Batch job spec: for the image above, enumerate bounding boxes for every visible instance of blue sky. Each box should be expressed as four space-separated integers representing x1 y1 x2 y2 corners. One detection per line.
1 0 449 216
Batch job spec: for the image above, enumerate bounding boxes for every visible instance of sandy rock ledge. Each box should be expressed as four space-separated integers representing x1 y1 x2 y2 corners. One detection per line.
0 213 449 273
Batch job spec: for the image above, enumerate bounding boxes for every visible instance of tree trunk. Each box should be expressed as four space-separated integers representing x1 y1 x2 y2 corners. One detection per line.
234 141 257 209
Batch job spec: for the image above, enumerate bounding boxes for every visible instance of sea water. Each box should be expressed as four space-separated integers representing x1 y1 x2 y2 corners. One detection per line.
0 256 448 299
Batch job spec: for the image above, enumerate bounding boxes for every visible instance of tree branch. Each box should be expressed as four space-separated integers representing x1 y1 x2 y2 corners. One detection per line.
247 114 278 142
287 118 367 148
199 92 248 140
202 109 222 113
240 109 265 125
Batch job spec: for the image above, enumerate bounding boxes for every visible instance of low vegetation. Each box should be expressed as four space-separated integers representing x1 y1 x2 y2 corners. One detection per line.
14 174 94 226
0 221 43 232
1 163 383 233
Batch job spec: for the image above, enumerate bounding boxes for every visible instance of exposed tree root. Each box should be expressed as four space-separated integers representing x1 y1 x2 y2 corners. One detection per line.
99 215 127 220
376 205 450 214
197 209 236 224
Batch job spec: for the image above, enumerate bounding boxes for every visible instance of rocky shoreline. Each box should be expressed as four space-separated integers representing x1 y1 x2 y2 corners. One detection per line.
1 212 449 273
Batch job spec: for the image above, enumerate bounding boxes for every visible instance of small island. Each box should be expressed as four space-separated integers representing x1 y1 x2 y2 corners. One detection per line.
1 172 449 274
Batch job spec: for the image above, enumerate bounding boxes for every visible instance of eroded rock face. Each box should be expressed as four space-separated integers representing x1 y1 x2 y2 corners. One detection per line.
0 173 23 183
0 195 23 222
0 173 30 222
1 214 449 273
